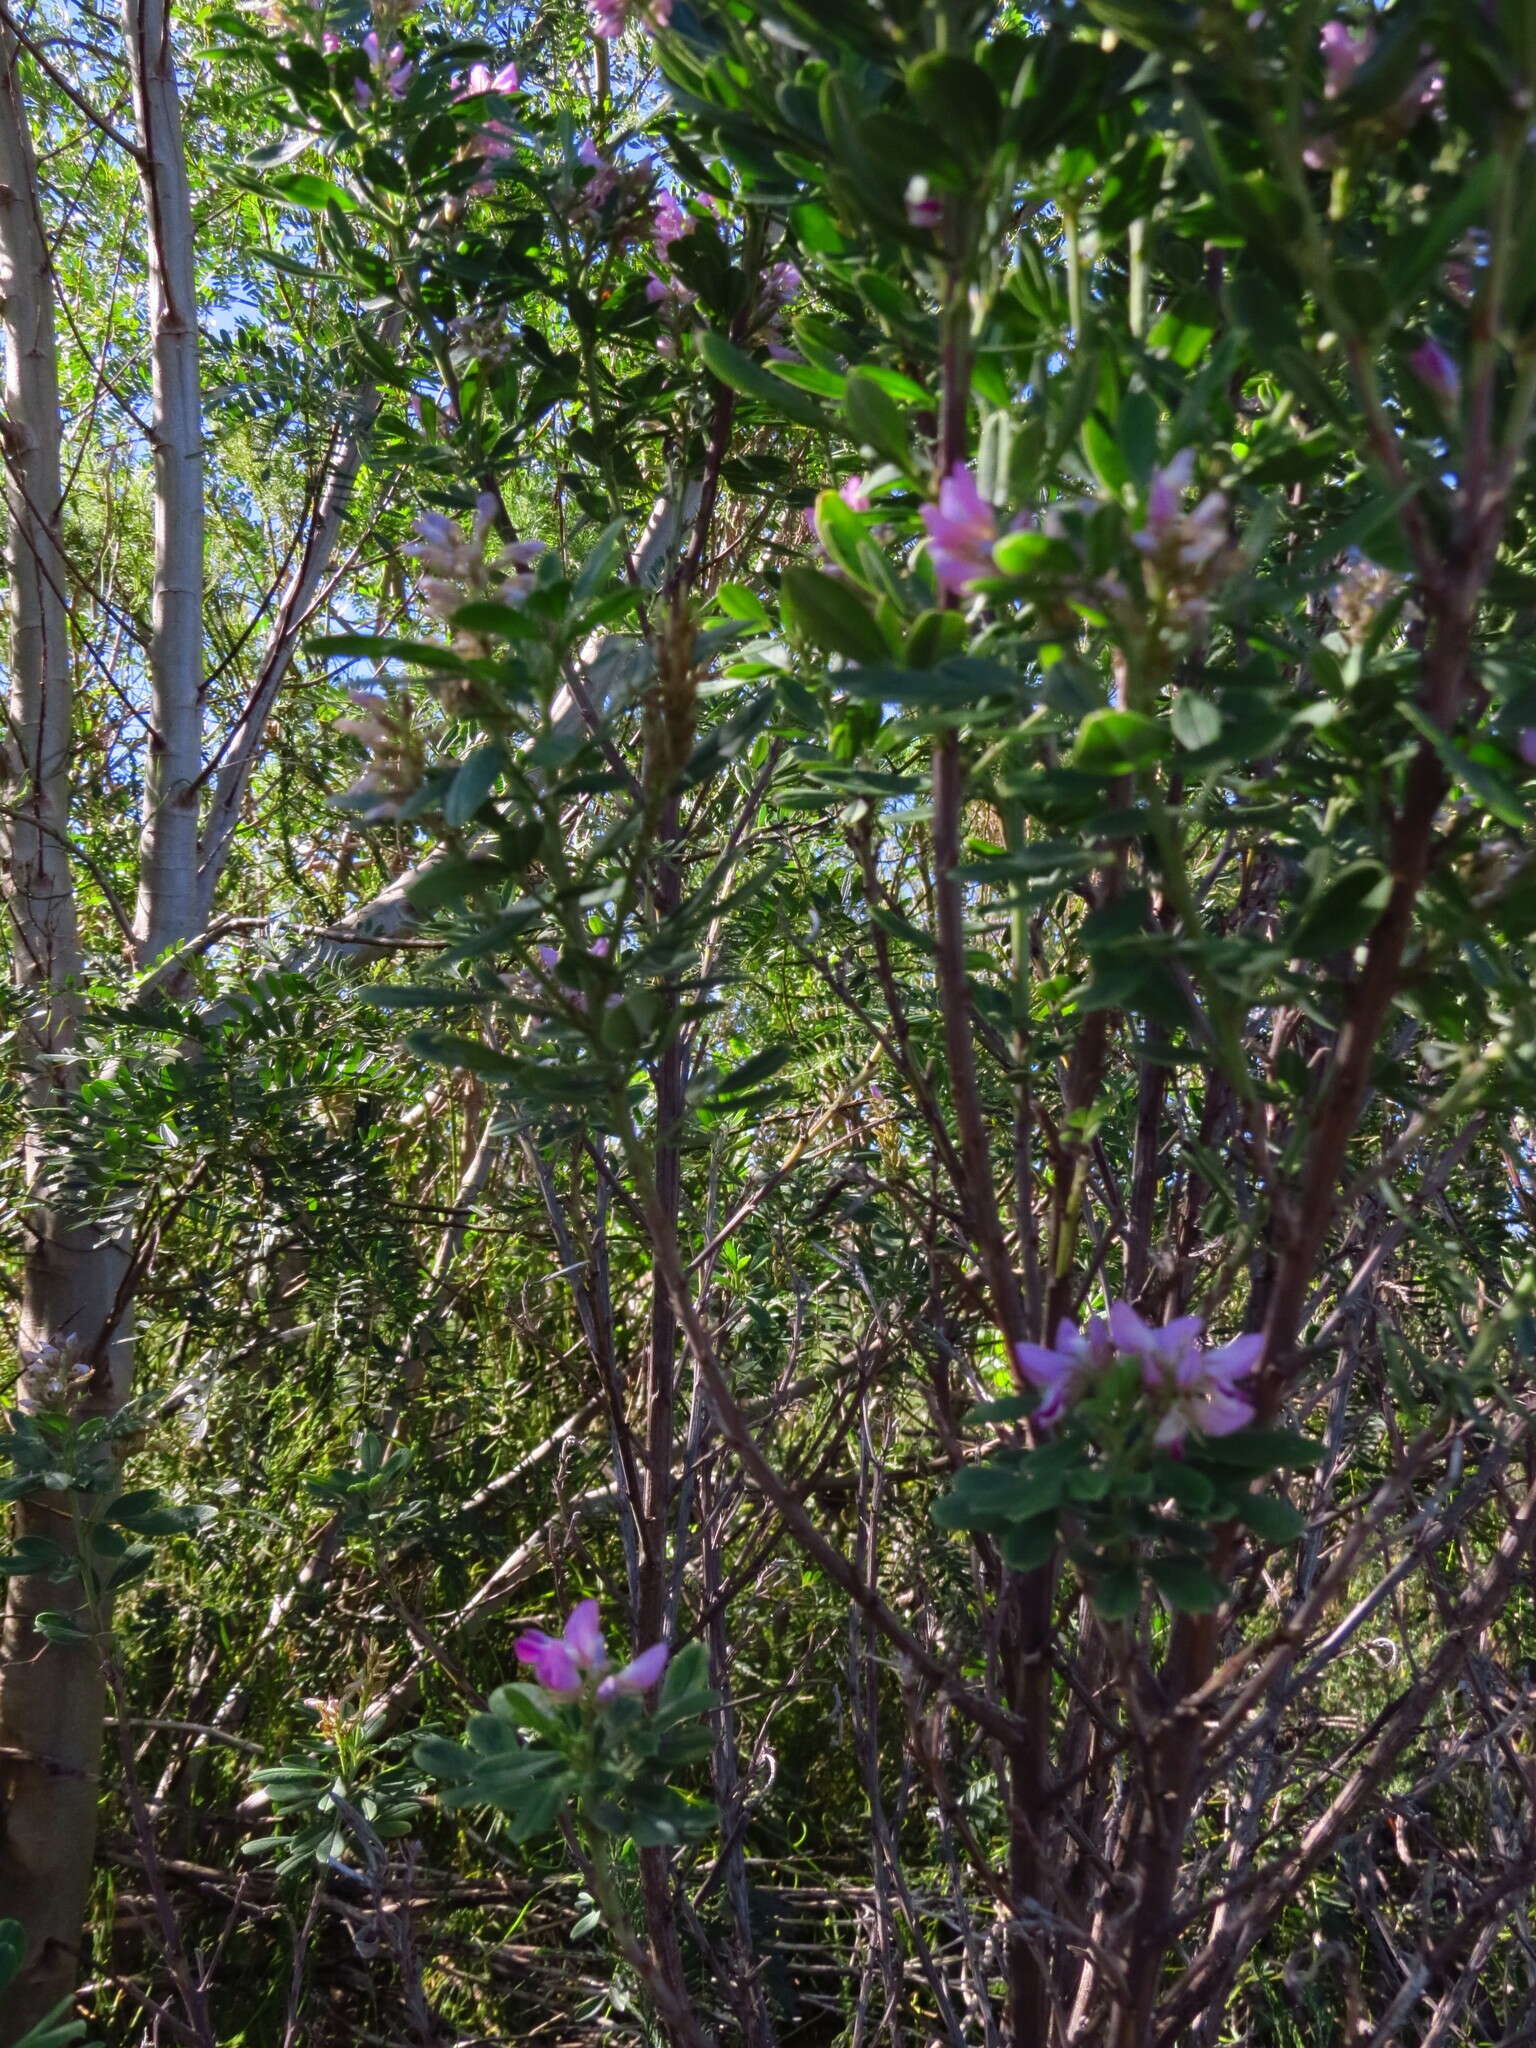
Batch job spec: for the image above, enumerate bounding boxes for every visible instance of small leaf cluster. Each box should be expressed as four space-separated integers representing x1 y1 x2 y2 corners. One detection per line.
415 1639 720 1849
935 1395 1322 1616
244 1711 426 1879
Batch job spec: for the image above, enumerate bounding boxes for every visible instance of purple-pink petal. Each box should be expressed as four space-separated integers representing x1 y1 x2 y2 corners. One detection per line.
611 1642 670 1695
1015 1341 1071 1391
514 1629 583 1694
1107 1300 1153 1354
1191 1385 1257 1438
1409 337 1460 407
563 1597 607 1670
1203 1333 1264 1387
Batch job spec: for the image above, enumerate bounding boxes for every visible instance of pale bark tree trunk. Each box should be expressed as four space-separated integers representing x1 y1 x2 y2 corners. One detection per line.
0 27 131 2033
0 11 402 2028
127 0 203 966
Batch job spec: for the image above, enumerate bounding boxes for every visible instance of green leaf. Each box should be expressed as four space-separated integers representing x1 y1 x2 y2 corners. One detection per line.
1400 702 1528 830
1234 1491 1307 1544
696 330 828 430
405 1032 525 1082
780 567 889 664
363 984 481 1011
1082 412 1129 494
444 743 505 828
966 1392 1036 1424
1117 390 1159 490
908 52 1001 153
660 1639 710 1709
0 1918 23 1991
487 1682 566 1741
414 1734 476 1781
998 1514 1057 1570
405 856 509 913
501 1772 573 1840
0 1535 66 1576
843 369 910 467
1090 1564 1141 1622
1147 1556 1226 1613
1284 860 1392 960
1194 1427 1323 1472
1170 690 1222 751
267 170 357 211
699 1044 795 1106
1074 708 1167 773
33 1611 91 1648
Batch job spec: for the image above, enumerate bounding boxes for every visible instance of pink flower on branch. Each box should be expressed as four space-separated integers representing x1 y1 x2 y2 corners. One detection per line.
1320 19 1374 98
454 60 521 98
1409 335 1460 409
1107 1302 1261 1450
920 464 998 595
653 188 689 254
1015 1316 1116 1430
514 1599 668 1700
590 0 672 37
1011 1301 1262 1447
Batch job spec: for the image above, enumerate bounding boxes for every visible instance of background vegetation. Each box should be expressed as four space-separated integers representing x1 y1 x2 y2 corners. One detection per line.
3 1 1536 2044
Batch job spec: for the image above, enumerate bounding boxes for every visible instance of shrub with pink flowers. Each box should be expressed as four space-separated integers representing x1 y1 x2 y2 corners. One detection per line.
30 2 1536 2044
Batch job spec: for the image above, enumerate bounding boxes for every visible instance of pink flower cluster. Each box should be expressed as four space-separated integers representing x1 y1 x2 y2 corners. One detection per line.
351 30 411 105
1015 1302 1261 1451
455 60 521 98
653 188 689 254
1130 450 1232 633
590 0 671 36
921 465 998 595
451 61 520 190
1306 19 1440 165
515 1599 670 1700
405 495 548 648
1319 19 1372 98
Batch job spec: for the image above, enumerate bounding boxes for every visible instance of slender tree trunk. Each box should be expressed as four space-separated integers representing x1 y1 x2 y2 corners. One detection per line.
127 0 202 966
0 29 131 2034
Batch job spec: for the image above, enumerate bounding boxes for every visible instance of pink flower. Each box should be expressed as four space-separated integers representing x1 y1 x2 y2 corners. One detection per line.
905 176 944 231
456 60 520 97
1518 730 1536 767
321 30 340 52
597 1641 670 1700
1015 1315 1116 1429
645 271 696 310
514 1599 669 1702
1107 1302 1260 1450
920 465 998 595
759 260 802 313
653 189 689 254
1320 20 1374 98
514 1597 609 1695
1131 452 1230 612
1144 447 1194 532
353 75 373 106
591 0 671 36
1409 336 1459 408
839 475 872 513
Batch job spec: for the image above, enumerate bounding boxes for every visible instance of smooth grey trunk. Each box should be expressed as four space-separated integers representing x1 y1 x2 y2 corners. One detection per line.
127 0 203 965
0 28 131 2035
0 13 388 2033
